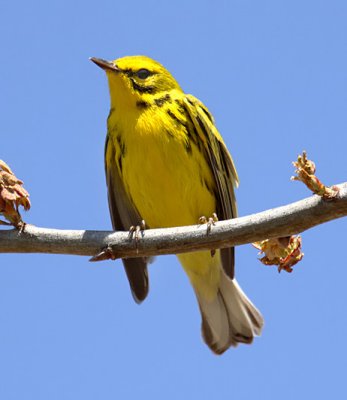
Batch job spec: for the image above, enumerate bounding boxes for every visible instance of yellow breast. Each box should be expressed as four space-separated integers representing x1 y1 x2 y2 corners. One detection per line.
107 97 217 230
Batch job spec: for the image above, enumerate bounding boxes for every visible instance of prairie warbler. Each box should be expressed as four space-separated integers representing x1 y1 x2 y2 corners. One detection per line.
91 55 263 354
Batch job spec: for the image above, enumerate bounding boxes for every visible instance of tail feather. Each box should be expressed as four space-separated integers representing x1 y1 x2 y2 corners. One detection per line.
195 272 264 355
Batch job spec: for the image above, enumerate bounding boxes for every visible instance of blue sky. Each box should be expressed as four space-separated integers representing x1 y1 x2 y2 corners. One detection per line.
1 0 347 399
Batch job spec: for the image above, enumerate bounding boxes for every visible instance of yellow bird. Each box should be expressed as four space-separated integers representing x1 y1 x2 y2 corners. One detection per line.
91 55 263 354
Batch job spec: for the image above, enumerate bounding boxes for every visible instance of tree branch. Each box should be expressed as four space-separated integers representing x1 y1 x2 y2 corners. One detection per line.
0 182 346 259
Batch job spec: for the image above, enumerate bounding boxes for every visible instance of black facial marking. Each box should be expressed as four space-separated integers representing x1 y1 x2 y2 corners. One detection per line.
130 78 156 94
123 69 135 77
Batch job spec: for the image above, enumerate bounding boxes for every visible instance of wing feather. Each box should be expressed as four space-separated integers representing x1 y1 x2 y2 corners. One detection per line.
183 95 238 279
105 135 149 303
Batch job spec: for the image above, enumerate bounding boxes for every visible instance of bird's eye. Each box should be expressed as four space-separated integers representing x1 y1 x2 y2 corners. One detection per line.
136 69 151 79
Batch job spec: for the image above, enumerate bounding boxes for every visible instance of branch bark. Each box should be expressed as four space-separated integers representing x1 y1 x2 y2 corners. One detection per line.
0 182 346 259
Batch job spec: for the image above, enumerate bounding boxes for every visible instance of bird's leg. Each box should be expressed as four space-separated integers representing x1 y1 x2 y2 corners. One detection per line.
198 213 218 257
129 219 146 241
90 220 147 261
129 220 146 253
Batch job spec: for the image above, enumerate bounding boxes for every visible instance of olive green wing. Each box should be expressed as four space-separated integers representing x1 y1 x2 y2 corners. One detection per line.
105 134 149 303
183 94 239 279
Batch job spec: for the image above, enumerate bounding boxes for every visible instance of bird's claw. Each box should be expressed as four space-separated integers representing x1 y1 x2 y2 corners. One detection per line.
90 245 118 262
199 213 218 234
129 220 146 253
199 213 218 257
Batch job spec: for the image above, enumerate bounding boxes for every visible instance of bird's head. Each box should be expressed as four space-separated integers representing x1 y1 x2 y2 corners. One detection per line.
90 55 182 109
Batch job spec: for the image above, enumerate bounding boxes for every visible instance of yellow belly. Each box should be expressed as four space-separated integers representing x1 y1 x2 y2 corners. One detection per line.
120 113 216 229
108 107 221 299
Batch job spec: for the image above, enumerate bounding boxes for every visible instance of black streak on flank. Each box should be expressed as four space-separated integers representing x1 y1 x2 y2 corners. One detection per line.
186 120 199 147
199 171 215 196
185 140 192 155
203 178 214 195
166 109 192 154
167 109 186 127
107 107 115 121
136 100 150 109
184 112 201 151
104 134 111 161
154 94 171 107
117 155 123 173
175 99 186 115
116 134 126 156
165 129 174 138
107 107 115 130
130 78 156 94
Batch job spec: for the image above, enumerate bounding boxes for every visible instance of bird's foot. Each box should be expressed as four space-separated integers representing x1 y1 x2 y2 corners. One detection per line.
199 213 218 234
90 245 118 262
90 220 147 261
129 220 146 253
198 213 218 257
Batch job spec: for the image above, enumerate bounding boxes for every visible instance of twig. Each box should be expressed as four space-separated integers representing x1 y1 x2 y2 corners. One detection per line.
0 182 346 259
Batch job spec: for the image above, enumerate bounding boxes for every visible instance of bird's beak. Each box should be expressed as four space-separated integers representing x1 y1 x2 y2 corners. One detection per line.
89 57 119 72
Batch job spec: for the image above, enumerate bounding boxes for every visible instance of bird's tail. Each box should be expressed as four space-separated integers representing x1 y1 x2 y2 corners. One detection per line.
195 271 264 355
